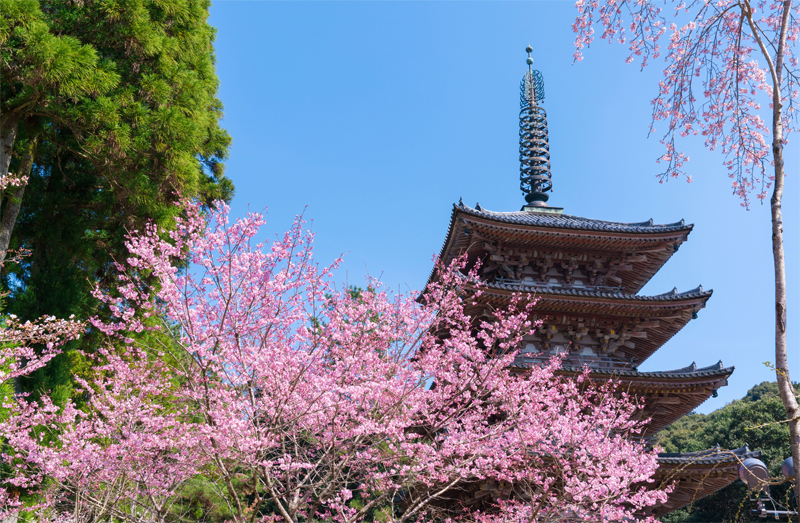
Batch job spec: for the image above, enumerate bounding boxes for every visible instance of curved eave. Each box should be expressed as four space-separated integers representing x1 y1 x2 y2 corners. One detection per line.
657 445 760 466
510 361 733 434
533 362 734 380
458 204 694 234
646 447 762 517
484 281 712 303
437 204 694 294
588 364 733 435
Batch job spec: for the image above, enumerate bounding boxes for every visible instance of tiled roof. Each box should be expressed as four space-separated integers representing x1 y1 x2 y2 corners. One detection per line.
662 360 728 375
457 203 692 234
510 360 734 379
483 280 712 302
658 445 761 465
652 445 762 516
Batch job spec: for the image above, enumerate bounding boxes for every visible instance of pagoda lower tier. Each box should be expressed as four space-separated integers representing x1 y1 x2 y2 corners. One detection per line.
415 445 760 519
510 360 733 436
647 446 763 517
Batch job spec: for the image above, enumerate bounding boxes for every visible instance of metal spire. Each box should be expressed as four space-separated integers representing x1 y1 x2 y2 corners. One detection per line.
519 45 552 206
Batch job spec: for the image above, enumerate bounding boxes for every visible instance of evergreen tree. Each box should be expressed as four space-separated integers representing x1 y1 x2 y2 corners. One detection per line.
1 0 233 400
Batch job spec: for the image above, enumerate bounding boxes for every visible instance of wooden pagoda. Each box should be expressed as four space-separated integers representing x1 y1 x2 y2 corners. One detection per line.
427 48 760 516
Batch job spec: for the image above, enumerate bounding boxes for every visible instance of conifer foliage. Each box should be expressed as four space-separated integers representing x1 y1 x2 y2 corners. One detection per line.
1 0 233 402
1 0 231 264
0 202 668 523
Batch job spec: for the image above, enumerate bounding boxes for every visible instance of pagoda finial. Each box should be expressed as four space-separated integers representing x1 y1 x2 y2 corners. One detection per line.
519 46 552 207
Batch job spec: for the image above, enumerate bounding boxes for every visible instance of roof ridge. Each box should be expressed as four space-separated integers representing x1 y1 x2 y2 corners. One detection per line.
485 281 713 301
513 361 735 377
457 203 694 231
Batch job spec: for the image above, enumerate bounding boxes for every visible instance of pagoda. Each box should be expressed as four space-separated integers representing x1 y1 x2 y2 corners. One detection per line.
428 47 761 517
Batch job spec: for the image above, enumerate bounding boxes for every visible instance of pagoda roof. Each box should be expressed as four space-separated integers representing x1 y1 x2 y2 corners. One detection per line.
458 203 691 234
439 203 694 294
580 361 733 435
510 360 733 434
485 281 711 302
648 445 762 517
658 360 733 378
657 444 757 465
466 281 712 364
510 359 732 380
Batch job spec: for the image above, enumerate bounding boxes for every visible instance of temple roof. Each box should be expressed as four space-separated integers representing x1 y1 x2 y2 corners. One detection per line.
438 203 695 294
660 360 731 376
467 281 712 364
485 281 711 302
510 359 733 434
649 445 762 517
511 356 736 380
658 444 758 465
458 203 691 234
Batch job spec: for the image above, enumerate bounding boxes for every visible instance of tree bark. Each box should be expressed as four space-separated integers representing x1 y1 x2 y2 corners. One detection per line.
0 116 18 179
0 137 33 267
0 115 22 268
772 114 800 504
770 0 800 501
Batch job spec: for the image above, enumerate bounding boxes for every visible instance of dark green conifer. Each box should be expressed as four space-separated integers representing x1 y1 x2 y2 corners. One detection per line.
1 0 233 400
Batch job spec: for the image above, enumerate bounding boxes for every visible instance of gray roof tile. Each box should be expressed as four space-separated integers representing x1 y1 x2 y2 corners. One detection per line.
484 280 712 302
658 445 761 465
510 360 734 379
457 203 692 234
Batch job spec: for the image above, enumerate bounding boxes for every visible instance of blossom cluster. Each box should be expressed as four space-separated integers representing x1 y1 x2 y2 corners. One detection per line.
573 0 799 207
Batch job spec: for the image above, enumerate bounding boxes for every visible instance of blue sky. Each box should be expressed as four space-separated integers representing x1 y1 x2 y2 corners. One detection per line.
209 1 798 414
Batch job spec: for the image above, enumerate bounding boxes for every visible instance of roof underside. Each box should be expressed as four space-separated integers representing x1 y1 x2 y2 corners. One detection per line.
510 360 732 435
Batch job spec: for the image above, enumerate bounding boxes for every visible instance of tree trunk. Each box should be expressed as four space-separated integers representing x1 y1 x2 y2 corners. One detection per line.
770 0 800 501
771 92 800 504
0 116 18 179
0 116 22 268
0 137 33 267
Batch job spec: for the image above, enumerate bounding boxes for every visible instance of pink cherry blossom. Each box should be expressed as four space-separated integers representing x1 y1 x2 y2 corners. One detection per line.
0 202 668 522
572 0 798 208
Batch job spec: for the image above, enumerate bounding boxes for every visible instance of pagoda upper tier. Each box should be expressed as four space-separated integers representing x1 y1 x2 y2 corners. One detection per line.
441 202 693 294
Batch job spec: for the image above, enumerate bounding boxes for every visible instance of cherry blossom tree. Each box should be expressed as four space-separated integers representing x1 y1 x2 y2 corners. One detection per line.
0 202 669 522
572 0 800 494
0 295 83 512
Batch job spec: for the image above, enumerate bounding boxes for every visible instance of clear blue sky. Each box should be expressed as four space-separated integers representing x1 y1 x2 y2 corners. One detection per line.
209 1 798 414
